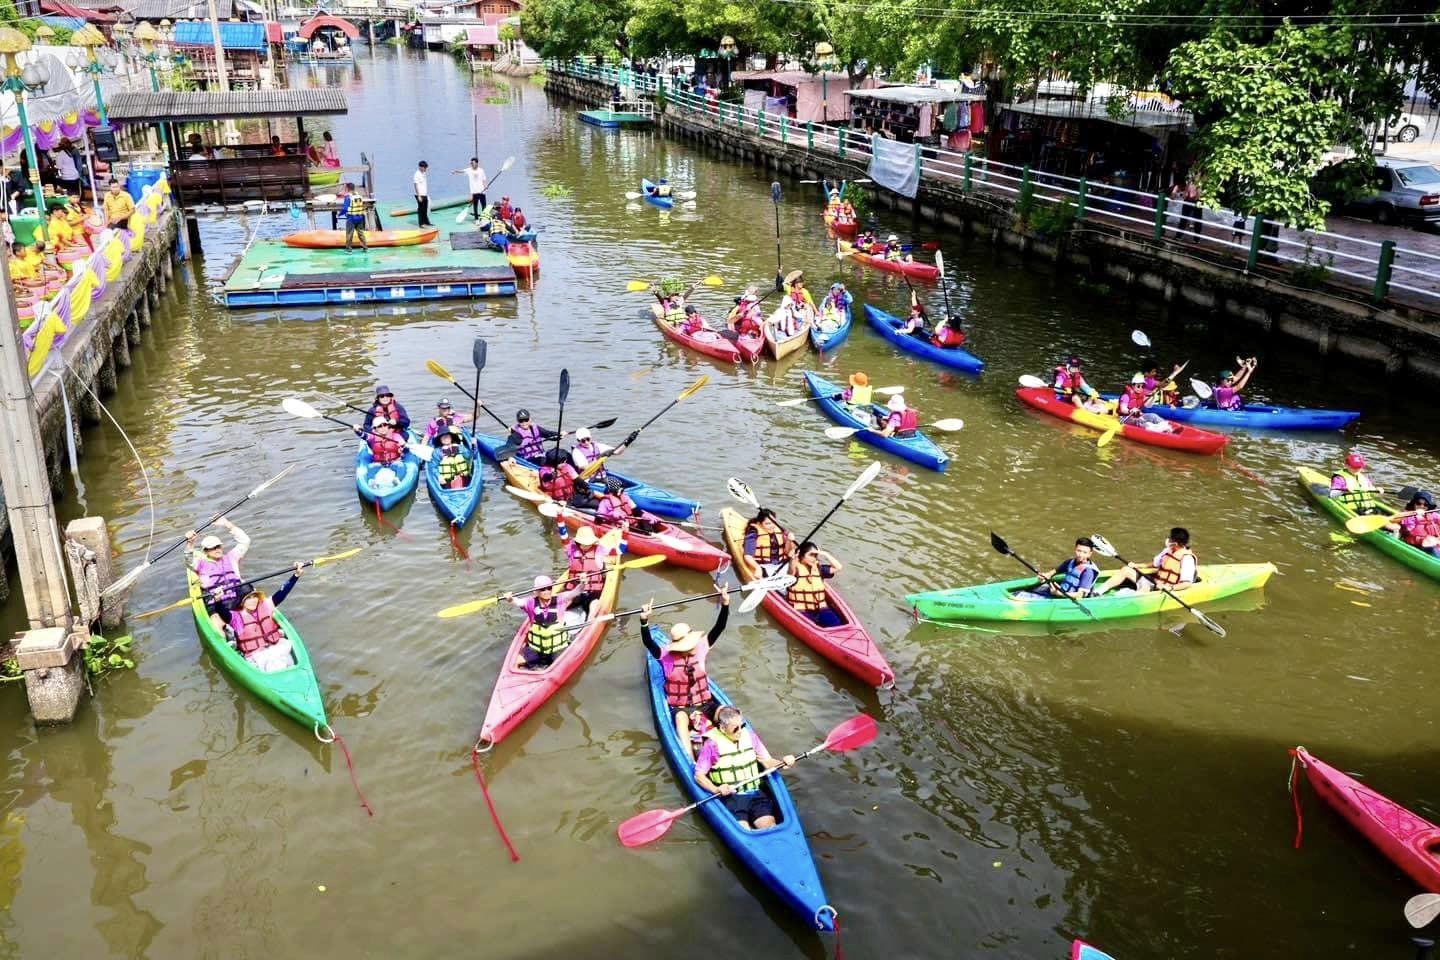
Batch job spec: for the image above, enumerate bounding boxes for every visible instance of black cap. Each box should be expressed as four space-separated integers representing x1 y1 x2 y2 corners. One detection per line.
516 408 530 422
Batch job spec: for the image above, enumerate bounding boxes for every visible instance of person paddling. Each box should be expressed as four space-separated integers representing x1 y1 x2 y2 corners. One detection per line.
226 566 303 673
571 427 637 480
365 384 410 433
434 429 473 489
785 540 844 627
504 574 584 669
743 508 791 575
1142 360 1184 406
930 314 966 349
1053 355 1099 409
725 287 765 341
1091 527 1196 596
678 304 708 337
423 398 469 442
354 417 406 465
1213 358 1257 411
508 408 560 461
539 447 597 510
1018 537 1099 600
1330 452 1386 514
878 393 919 439
1117 374 1150 421
640 585 730 761
694 704 795 831
597 476 658 533
565 525 613 620
1396 491 1440 555
187 518 250 630
899 301 930 339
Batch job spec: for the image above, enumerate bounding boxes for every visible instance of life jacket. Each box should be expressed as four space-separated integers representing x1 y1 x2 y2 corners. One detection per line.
372 399 401 424
1331 470 1377 509
497 201 514 220
512 211 527 230
428 413 462 437
733 305 762 336
787 558 829 611
1153 547 1195 586
1118 386 1148 416
664 655 711 708
597 492 634 523
573 441 606 477
567 543 606 593
1214 385 1242 411
367 432 405 464
890 408 919 437
1053 367 1079 395
848 384 874 407
1402 514 1440 546
232 600 283 657
1056 558 1098 595
437 450 470 486
931 325 965 348
525 597 567 656
539 462 576 503
512 423 546 460
746 523 788 564
195 552 241 603
680 315 704 336
704 727 761 791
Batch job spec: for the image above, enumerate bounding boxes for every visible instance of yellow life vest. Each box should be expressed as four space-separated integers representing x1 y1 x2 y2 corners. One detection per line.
437 452 470 486
526 600 568 656
1332 469 1378 510
705 727 761 791
849 384 873 407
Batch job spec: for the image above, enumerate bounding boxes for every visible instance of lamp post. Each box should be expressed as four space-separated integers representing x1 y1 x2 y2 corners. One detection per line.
132 21 169 150
718 34 736 90
0 28 52 240
69 26 115 211
815 40 836 124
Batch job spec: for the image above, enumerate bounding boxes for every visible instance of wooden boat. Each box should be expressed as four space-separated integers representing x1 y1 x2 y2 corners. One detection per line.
764 304 811 360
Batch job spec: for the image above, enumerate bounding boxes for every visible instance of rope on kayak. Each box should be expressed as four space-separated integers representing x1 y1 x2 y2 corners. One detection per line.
1288 749 1307 847
372 498 409 539
316 723 375 818
448 523 470 565
471 740 520 862
816 905 842 958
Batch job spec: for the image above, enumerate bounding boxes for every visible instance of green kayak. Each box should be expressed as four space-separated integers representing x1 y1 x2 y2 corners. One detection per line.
906 563 1277 624
1297 466 1440 582
187 569 329 733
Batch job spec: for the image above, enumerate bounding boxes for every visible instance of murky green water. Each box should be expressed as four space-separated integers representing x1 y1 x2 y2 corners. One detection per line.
2 48 1437 959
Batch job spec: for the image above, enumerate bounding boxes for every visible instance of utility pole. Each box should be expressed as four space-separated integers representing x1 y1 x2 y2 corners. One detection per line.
207 0 230 91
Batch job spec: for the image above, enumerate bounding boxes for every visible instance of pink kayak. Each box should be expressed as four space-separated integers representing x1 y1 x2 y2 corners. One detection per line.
651 304 758 365
842 242 940 281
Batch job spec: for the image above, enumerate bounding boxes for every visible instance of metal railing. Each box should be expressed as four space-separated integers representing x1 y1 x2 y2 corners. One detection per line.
552 59 1440 311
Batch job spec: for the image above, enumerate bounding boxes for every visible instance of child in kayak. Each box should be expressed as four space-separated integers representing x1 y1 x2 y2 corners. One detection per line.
434 430 473 489
1091 528 1197 596
678 304 708 337
1017 538 1099 600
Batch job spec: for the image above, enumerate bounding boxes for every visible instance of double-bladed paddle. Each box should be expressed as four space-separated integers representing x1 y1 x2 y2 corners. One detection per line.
425 358 510 431
727 476 760 509
1406 893 1440 929
103 464 298 597
578 376 709 481
524 492 704 532
988 531 1099 622
625 275 723 293
471 338 486 438
798 461 882 546
130 548 363 619
435 553 664 619
824 418 963 441
492 418 618 463
552 368 571 461
617 714 878 848
1345 507 1428 535
282 397 434 462
775 386 905 408
1088 533 1226 637
561 571 795 634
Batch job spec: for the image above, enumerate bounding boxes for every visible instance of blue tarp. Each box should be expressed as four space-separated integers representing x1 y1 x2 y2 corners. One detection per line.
40 16 84 29
868 134 919 199
172 21 267 51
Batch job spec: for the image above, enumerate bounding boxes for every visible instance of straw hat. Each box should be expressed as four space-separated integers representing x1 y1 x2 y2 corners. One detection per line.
573 526 599 547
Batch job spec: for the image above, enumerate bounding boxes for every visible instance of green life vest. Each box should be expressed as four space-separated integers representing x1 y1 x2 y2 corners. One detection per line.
705 727 761 792
526 601 568 656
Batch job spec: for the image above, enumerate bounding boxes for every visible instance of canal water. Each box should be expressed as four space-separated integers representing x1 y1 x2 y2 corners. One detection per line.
1 47 1436 959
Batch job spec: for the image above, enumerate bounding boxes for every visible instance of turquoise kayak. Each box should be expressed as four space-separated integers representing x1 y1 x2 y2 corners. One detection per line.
1099 395 1360 431
355 432 421 511
809 301 853 351
424 429 483 526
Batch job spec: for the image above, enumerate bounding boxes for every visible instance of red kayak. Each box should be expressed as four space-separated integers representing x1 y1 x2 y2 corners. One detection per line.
650 304 756 365
823 204 858 238
720 508 893 688
1291 746 1440 892
500 460 729 573
1015 387 1230 456
477 561 621 747
841 241 940 281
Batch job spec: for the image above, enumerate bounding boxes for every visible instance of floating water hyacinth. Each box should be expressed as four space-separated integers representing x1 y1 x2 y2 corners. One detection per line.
541 184 572 199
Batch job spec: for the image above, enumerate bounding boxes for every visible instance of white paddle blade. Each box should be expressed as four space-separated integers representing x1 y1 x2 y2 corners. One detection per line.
1017 374 1049 389
282 397 322 419
1088 533 1118 558
1190 378 1214 399
875 386 906 396
824 426 861 440
935 251 945 274
623 192 642 200
1131 329 1152 348
931 418 964 431
102 559 151 597
408 442 434 463
536 501 562 518
1405 893 1440 929
727 477 760 508
499 155 517 172
775 396 812 407
739 586 769 613
844 461 883 499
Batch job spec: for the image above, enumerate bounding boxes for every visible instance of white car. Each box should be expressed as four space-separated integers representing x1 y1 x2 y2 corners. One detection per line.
1387 112 1427 143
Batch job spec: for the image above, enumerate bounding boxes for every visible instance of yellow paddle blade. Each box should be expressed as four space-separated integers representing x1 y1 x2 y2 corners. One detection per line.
436 593 505 619
699 274 723 287
599 527 624 550
426 359 456 382
616 554 666 571
626 280 652 292
1345 512 1398 534
131 596 192 620
677 375 710 401
1097 428 1117 448
504 484 549 504
313 547 363 566
577 456 608 481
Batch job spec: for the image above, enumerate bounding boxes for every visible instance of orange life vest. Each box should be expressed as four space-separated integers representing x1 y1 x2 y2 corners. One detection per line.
786 558 828 611
1153 547 1195 586
568 543 606 593
747 523 787 564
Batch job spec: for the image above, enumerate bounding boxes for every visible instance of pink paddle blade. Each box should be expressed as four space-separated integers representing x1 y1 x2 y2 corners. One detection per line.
824 714 878 753
617 807 686 848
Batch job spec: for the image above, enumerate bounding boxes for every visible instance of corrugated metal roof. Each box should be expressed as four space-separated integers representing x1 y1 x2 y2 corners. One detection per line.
107 89 348 122
172 20 266 51
63 0 235 19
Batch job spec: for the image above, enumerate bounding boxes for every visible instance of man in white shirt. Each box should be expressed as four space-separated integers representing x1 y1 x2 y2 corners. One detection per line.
454 157 487 218
412 160 431 226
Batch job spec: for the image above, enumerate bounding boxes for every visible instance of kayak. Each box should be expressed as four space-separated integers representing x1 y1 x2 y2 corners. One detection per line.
1072 942 1117 960
473 432 700 521
640 178 673 210
802 371 949 472
841 241 940 281
644 634 835 930
765 305 811 360
651 304 746 365
307 168 341 186
499 458 729 572
424 430 484 527
809 301 853 352
906 562 1277 624
283 228 440 249
822 203 858 238
387 195 469 217
355 432 422 511
719 508 894 687
1297 467 1440 582
1098 395 1360 431
864 305 985 374
1015 387 1230 455
507 240 540 275
1291 746 1440 891
186 568 327 732
478 560 621 746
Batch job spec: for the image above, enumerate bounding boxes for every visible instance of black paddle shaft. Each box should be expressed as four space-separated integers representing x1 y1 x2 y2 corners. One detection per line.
799 499 848 548
990 532 1097 622
771 182 784 291
552 368 571 460
150 492 254 566
1099 546 1208 617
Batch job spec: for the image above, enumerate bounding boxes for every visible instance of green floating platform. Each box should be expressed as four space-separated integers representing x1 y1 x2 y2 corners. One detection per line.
578 109 654 129
222 219 517 308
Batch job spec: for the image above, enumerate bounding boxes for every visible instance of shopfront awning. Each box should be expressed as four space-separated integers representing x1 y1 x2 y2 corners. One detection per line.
107 89 349 124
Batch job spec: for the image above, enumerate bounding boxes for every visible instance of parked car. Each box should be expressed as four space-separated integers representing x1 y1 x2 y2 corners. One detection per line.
1385 112 1427 143
1340 157 1440 227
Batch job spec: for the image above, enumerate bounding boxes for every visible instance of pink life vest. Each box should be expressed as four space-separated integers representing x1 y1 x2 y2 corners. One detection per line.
195 552 241 604
513 423 545 460
680 315 704 336
597 491 635 523
1119 386 1148 415
1214 385 1241 410
231 600 283 656
1053 366 1080 394
889 408 919 435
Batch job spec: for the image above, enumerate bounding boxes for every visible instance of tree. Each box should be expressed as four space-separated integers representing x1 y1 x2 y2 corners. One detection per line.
521 0 635 60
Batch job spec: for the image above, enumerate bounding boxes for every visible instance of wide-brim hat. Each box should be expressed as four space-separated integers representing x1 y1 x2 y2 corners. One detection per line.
784 269 804 286
665 631 704 654
573 526 599 546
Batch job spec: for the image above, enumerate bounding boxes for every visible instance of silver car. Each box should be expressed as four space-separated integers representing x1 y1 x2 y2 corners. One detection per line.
1351 157 1440 227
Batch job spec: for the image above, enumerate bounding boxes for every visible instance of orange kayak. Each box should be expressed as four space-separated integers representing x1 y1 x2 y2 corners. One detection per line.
282 228 439 249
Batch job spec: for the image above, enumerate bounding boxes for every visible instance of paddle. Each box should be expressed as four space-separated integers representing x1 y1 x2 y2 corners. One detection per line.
435 554 666 619
1190 378 1214 400
770 181 784 291
935 250 956 322
775 386 905 408
579 376 709 481
553 368 571 462
561 572 795 634
1017 374 1049 389
130 548 363 620
1088 533 1226 637
282 397 433 462
1132 329 1152 348
1097 427 1118 447
102 464 298 597
799 177 873 185
798 461 882 546
1346 508 1424 535
617 714 878 848
823 418 964 440
624 189 697 201
988 531 1099 622
1406 893 1440 929
625 275 724 294
530 495 706 533
727 476 760 509
426 359 509 431
492 418 618 462
471 338 486 439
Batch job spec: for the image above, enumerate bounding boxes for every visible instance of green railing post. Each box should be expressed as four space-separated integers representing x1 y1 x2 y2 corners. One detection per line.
758 111 765 138
1076 178 1088 220
1020 165 1032 206
1373 239 1396 304
1246 216 1263 270
962 153 973 193
838 125 846 159
1153 194 1168 242
780 116 788 144
806 122 814 152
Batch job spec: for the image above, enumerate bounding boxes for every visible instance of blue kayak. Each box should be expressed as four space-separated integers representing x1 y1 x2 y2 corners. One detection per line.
640 178 673 210
644 630 835 932
864 304 984 374
424 429 484 526
473 432 700 520
1071 941 1117 960
355 431 421 511
803 371 949 471
809 301 853 351
1097 394 1359 431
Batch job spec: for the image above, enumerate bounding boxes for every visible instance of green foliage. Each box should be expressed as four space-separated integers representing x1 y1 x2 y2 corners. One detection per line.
1291 237 1335 288
0 658 21 685
499 23 518 43
657 277 687 296
522 0 635 60
540 184 572 198
81 634 134 681
1028 199 1078 238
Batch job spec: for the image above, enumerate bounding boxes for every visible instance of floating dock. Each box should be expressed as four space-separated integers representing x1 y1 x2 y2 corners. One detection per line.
222 220 518 307
578 108 655 129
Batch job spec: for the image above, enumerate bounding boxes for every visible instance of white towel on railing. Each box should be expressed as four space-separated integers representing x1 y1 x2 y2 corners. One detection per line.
868 134 919 199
